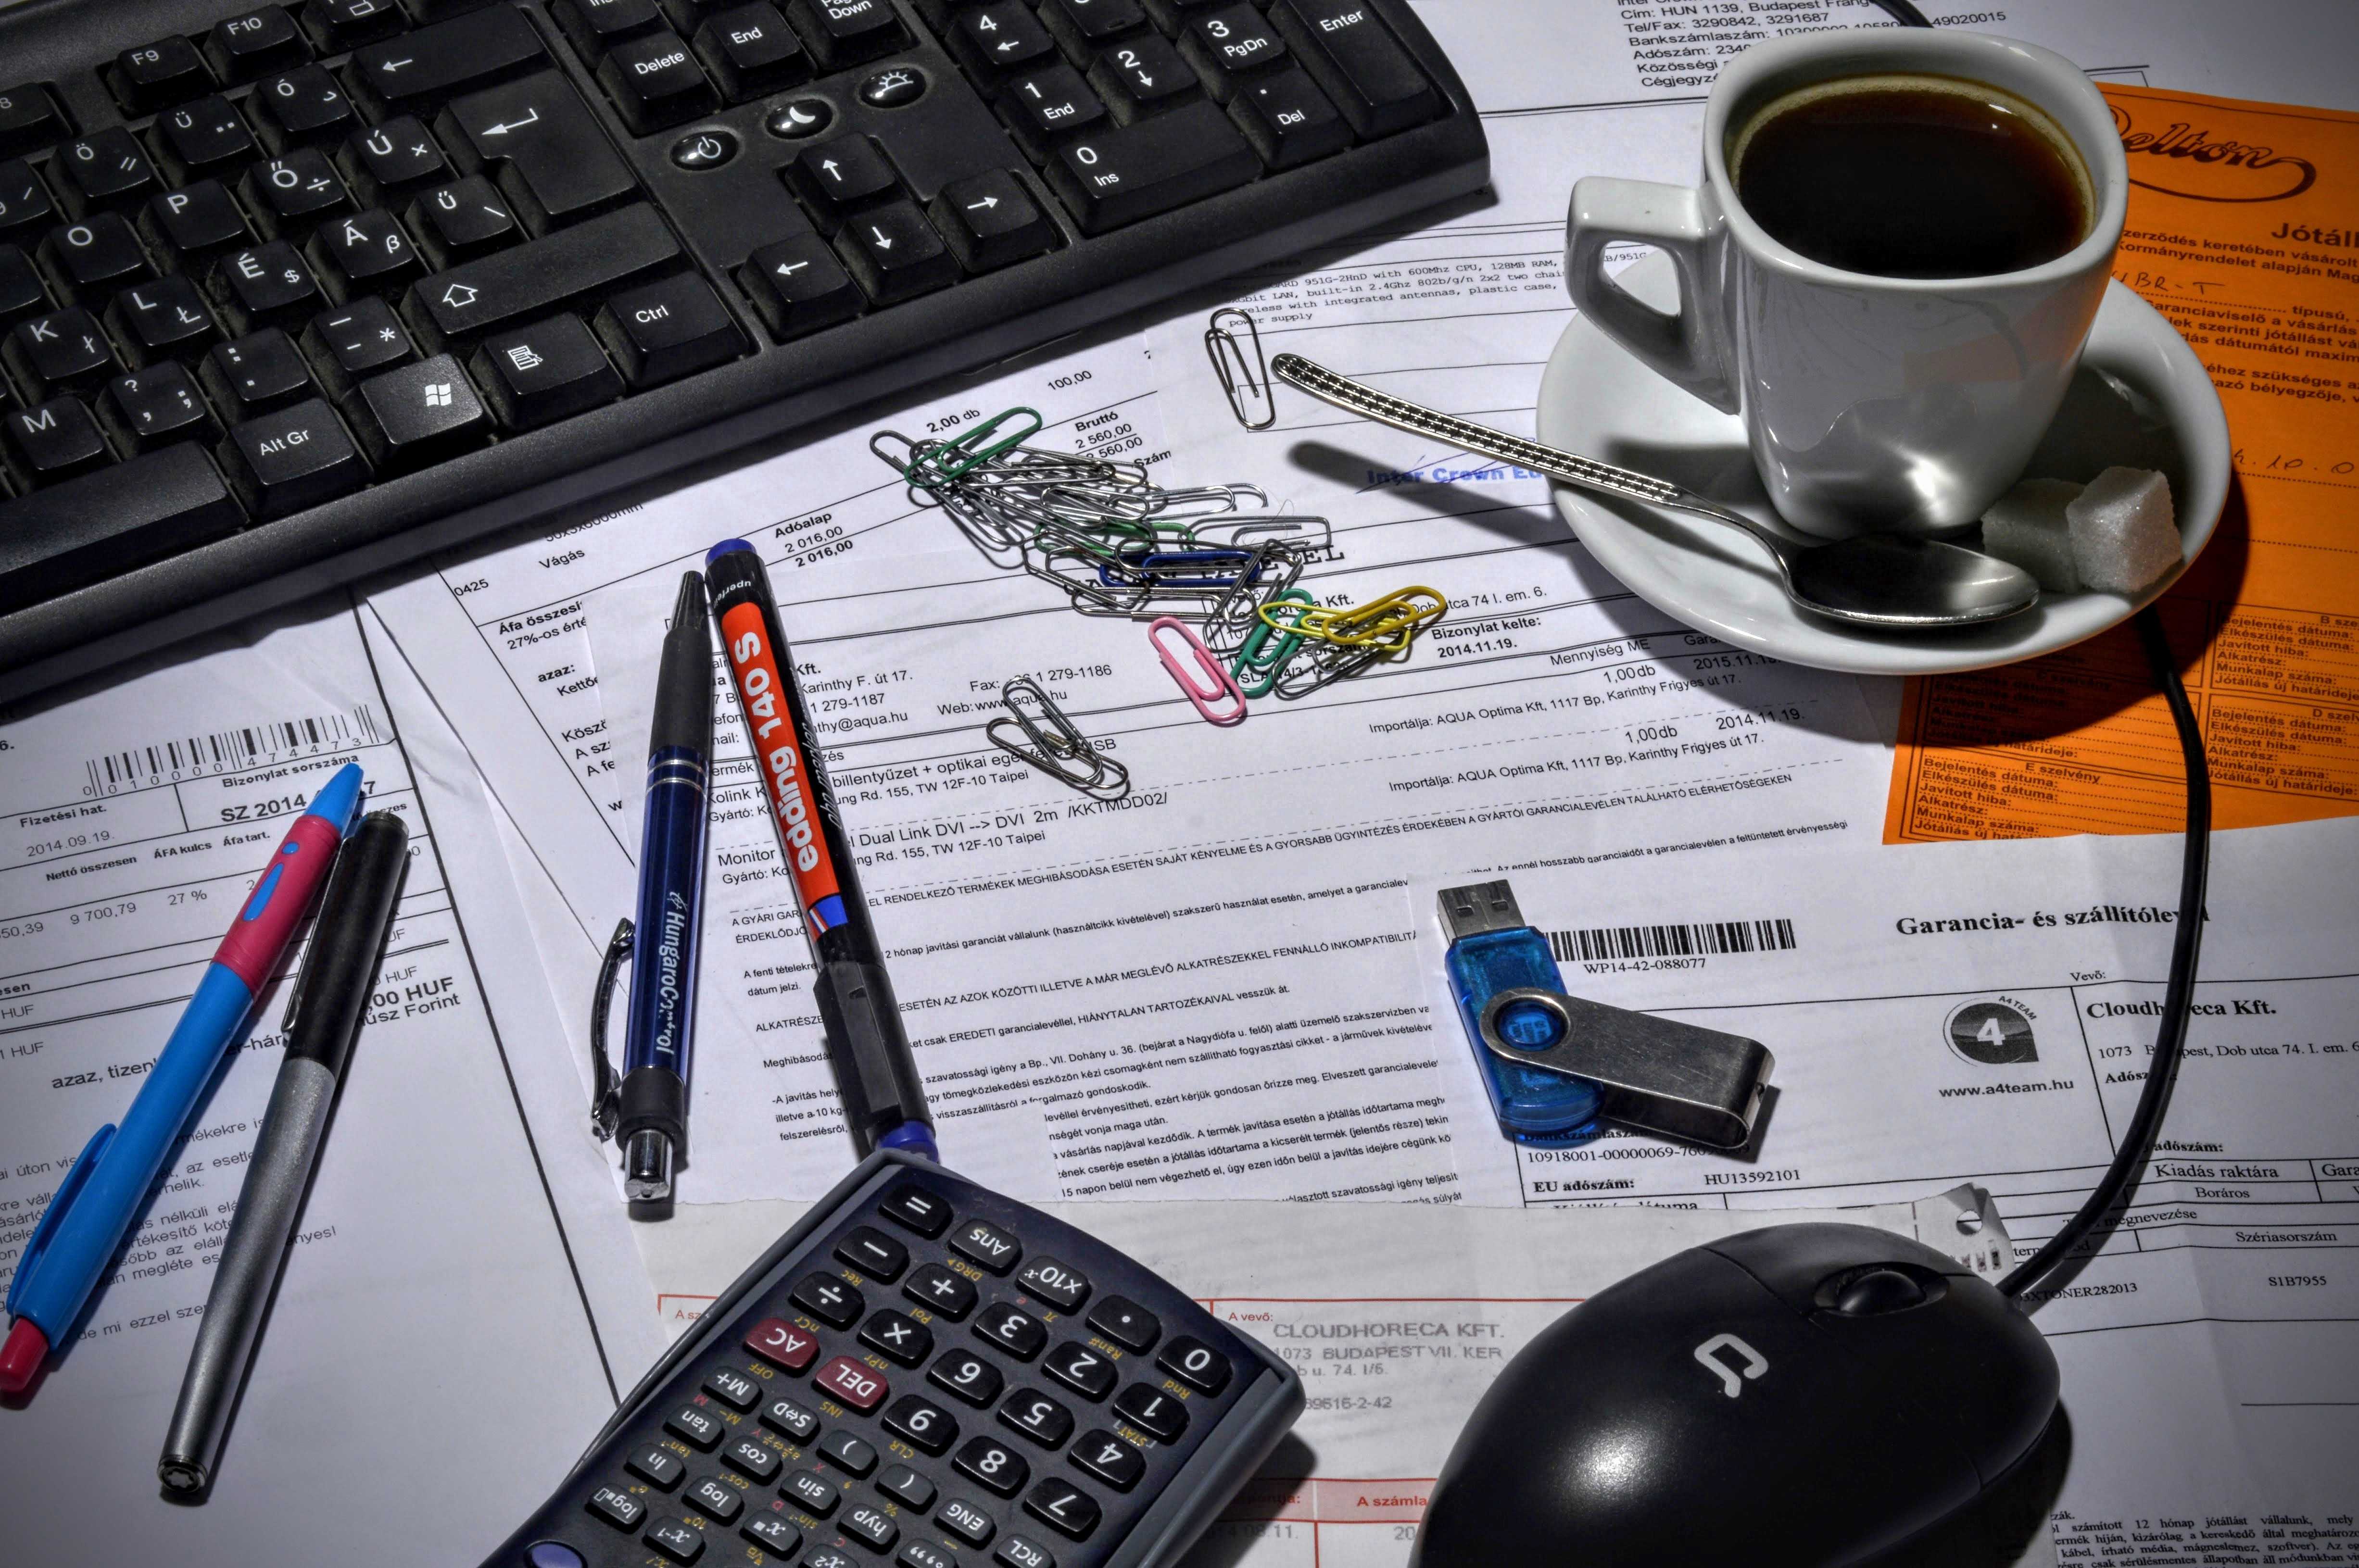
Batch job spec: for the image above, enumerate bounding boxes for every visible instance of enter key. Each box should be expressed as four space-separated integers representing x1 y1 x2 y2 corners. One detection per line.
438 73 637 235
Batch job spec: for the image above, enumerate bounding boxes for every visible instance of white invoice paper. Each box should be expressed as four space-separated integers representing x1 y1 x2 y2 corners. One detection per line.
1413 818 2359 1561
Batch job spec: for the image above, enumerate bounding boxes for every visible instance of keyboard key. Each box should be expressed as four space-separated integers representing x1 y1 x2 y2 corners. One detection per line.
881 1392 958 1454
221 398 364 517
703 1367 762 1410
0 86 65 162
1111 1382 1186 1442
0 442 242 613
1040 1342 1114 1401
901 1540 960 1568
406 202 677 342
253 64 357 150
995 1535 1056 1568
52 129 161 216
98 362 217 452
1226 67 1348 169
588 1485 648 1530
206 8 312 82
879 1184 954 1238
721 1433 782 1480
105 277 217 363
787 134 899 226
2 399 110 486
903 1262 978 1321
937 1496 996 1545
742 1514 800 1554
759 1392 821 1441
998 65 1106 163
836 1226 911 1281
5 308 115 398
408 175 521 265
1021 1479 1100 1542
113 40 215 114
304 296 416 390
929 1349 1004 1407
812 1353 891 1412
666 1402 727 1450
878 1463 936 1509
1087 35 1198 122
928 171 1055 273
817 1428 878 1475
782 1469 841 1515
1010 1255 1090 1313
693 5 808 101
211 241 323 330
347 351 488 469
861 1309 934 1367
0 245 43 327
353 7 548 113
1140 0 1221 28
141 182 252 266
1068 1430 1142 1491
1083 1297 1158 1353
597 30 719 134
973 1302 1047 1361
645 1516 706 1562
1045 99 1255 232
783 0 905 71
745 1316 823 1372
789 1271 865 1328
831 201 951 301
303 0 409 51
739 234 860 341
629 1442 688 1488
1039 0 1145 57
441 73 636 235
948 1220 1023 1275
1155 1335 1232 1394
952 1436 1029 1497
342 117 450 203
44 215 152 301
997 1389 1073 1447
593 274 738 387
684 1474 743 1521
0 161 56 242
1178 3 1286 99
155 97 258 182
310 208 423 291
243 150 356 234
842 1503 898 1551
555 0 666 59
1267 0 1438 138
951 3 1057 79
470 312 620 427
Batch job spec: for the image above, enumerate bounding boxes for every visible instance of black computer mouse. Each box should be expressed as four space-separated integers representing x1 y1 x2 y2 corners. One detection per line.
1411 1223 2059 1566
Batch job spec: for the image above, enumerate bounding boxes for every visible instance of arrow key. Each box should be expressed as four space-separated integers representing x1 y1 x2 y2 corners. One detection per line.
785 134 899 229
949 3 1056 81
833 201 958 306
1088 34 1199 123
928 170 1056 273
739 233 861 340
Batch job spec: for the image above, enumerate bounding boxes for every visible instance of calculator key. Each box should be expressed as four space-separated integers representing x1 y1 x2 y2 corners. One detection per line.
904 1263 978 1320
0 87 66 162
761 1392 822 1442
837 1226 911 1281
646 1516 706 1562
156 98 259 182
949 1220 1023 1275
347 351 489 470
741 234 862 340
1040 1342 1114 1402
1046 100 1257 234
882 1392 959 1455
630 1443 688 1488
1039 0 1145 56
442 73 637 236
1225 67 1349 170
997 65 1106 163
1177 3 1287 100
899 1543 959 1568
5 308 114 399
805 1549 860 1568
783 1469 841 1516
842 1503 898 1550
597 29 719 134
748 1317 824 1373
995 1536 1056 1568
930 1349 1004 1408
687 1475 744 1521
743 1514 802 1554
49 216 154 301
879 1463 936 1509
1011 1256 1089 1313
788 134 900 226
693 3 810 100
953 1436 1030 1497
589 1485 649 1530
1155 1335 1232 1394
813 1354 891 1412
206 8 312 82
1021 1480 1100 1542
723 1434 784 1481
203 329 314 422
252 64 357 150
353 8 548 113
833 201 957 305
879 1184 954 1237
1266 0 1439 138
1068 1430 1143 1492
0 161 57 242
861 1309 934 1367
937 1496 996 1546
928 172 1056 274
142 182 252 267
1111 1383 1186 1443
782 0 906 71
221 396 366 516
997 1389 1073 1448
98 363 217 453
113 40 215 114
2 399 110 486
817 1428 878 1476
53 129 161 216
705 1367 763 1410
974 1303 1047 1361
667 1403 728 1450
1083 1297 1159 1353
950 3 1057 80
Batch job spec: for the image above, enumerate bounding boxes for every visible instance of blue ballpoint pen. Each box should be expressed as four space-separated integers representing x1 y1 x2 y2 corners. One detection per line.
0 761 364 1397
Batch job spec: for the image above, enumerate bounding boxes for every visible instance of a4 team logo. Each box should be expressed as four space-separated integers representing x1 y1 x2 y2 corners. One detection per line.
1944 998 2038 1065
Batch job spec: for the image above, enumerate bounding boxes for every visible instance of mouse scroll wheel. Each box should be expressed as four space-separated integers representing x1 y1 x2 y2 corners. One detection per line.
1832 1267 1928 1316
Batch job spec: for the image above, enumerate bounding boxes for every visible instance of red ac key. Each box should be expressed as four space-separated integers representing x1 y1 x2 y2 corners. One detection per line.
744 1317 820 1372
814 1355 889 1412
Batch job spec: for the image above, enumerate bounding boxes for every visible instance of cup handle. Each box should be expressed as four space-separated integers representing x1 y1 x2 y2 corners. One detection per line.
1566 177 1738 415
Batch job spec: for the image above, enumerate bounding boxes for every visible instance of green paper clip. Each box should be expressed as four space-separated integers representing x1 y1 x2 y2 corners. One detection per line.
1233 588 1315 697
916 407 1045 486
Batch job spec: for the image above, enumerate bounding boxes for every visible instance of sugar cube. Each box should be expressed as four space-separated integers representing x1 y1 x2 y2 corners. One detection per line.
2067 467 2180 595
1980 478 2085 594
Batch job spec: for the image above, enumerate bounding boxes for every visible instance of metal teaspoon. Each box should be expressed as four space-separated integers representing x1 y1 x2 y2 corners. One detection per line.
1269 353 2040 630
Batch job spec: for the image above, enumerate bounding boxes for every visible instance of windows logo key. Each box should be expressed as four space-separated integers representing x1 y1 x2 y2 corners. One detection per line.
422 382 454 408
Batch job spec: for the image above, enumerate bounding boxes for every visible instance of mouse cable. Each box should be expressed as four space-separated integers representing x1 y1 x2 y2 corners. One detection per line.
1996 607 2211 1299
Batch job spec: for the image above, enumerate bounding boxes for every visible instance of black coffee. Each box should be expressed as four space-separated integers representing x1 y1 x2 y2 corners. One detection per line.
1730 74 2090 278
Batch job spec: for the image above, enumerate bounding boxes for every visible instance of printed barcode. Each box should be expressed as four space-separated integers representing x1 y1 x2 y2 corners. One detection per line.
1548 917 1797 963
85 705 383 792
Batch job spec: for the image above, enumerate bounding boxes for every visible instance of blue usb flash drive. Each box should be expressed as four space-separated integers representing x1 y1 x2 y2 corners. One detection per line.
1438 880 1603 1145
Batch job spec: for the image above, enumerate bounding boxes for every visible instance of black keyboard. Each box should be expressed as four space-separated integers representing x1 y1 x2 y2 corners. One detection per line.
480 1150 1303 1568
0 0 1485 693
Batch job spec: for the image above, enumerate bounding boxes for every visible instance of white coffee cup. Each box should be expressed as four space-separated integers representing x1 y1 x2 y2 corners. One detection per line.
1566 30 2128 537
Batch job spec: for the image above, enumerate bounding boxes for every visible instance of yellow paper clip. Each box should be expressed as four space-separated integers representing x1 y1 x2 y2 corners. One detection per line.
1260 587 1446 654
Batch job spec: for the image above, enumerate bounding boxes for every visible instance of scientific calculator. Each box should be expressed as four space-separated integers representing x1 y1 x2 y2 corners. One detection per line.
479 1150 1304 1568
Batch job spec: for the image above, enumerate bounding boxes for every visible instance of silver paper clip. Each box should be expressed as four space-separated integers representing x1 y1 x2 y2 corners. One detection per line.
1205 307 1276 431
985 677 1131 802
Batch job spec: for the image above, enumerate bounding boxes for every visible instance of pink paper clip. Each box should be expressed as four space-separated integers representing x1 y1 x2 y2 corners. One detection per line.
1148 616 1248 726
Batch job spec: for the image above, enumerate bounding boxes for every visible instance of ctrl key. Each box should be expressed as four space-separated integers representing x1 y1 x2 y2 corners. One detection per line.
221 397 368 518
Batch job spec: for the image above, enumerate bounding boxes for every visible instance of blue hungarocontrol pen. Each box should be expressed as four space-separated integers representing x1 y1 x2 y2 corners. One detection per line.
1437 880 1604 1145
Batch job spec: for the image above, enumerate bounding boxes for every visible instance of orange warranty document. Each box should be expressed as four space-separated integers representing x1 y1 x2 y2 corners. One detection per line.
1884 84 2359 842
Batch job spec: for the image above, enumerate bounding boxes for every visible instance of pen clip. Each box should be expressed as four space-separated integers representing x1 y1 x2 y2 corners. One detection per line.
6 1122 114 1319
589 918 631 1143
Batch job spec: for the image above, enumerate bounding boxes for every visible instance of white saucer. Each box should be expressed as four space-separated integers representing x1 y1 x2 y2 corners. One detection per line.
1535 252 2232 676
